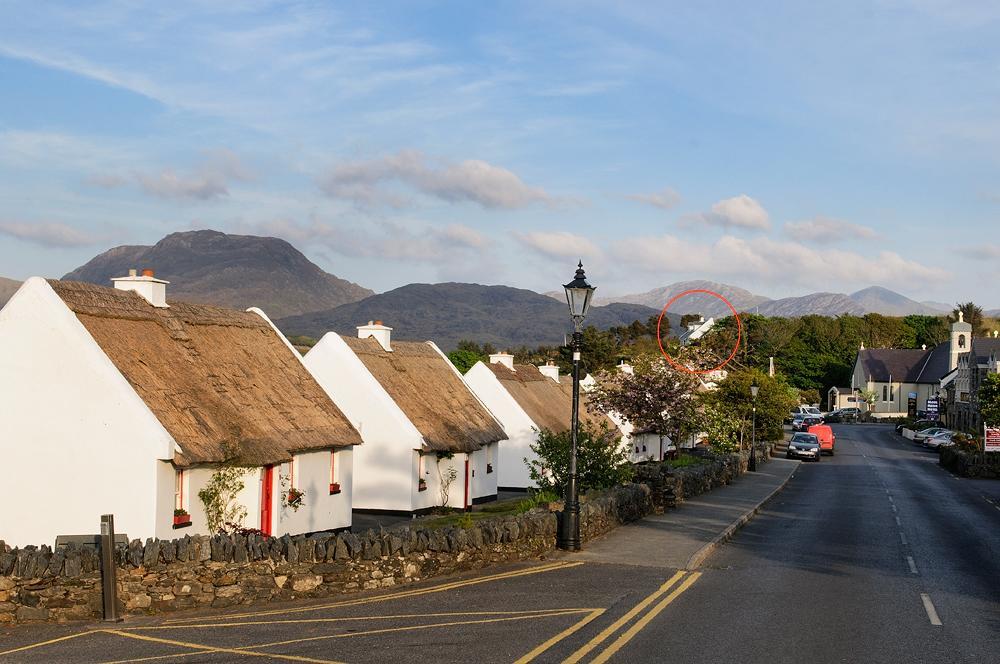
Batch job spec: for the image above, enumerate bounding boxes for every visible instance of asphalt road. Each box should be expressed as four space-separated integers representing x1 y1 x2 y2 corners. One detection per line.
3 424 998 663
614 424 1000 663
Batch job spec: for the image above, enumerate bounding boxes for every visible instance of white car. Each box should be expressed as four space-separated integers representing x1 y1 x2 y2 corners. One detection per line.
924 431 955 449
913 427 951 442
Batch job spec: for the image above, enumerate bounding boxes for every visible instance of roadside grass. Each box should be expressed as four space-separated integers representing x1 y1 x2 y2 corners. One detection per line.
663 454 708 469
422 490 560 529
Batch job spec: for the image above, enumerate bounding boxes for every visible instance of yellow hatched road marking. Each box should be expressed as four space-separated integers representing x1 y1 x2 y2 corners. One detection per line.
589 572 702 664
100 629 343 663
163 560 583 624
562 570 687 664
514 608 606 664
0 630 94 656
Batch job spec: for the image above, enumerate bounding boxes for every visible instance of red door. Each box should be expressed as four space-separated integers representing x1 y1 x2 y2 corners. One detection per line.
260 465 274 536
463 458 470 511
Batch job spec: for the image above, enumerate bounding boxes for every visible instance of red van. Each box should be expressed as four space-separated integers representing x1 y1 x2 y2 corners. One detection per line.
807 424 836 455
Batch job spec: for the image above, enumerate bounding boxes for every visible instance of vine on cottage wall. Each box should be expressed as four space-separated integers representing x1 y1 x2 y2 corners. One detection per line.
436 451 458 508
198 464 251 534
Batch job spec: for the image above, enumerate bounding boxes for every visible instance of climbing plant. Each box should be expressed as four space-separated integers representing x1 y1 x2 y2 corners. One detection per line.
198 450 252 533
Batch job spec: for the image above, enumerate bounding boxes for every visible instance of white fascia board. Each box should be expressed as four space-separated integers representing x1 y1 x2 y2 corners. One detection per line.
9 277 177 460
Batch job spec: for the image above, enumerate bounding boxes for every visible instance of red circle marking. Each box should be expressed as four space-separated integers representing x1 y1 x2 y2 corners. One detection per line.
655 289 743 375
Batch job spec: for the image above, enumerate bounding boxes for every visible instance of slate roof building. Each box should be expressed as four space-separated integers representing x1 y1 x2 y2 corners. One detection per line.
0 274 361 546
464 353 615 490
944 331 1000 432
303 323 507 514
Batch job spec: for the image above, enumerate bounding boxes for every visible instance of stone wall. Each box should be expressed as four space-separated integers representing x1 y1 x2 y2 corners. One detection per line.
939 447 1000 479
0 484 650 625
634 452 759 512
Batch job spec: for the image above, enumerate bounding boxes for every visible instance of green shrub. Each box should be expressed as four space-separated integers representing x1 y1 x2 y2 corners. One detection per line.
526 422 632 493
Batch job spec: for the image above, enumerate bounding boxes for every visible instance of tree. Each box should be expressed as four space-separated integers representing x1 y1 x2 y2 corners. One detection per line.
978 373 1000 427
697 403 744 454
701 369 798 443
526 422 631 492
858 389 878 414
951 302 985 337
587 354 701 449
447 349 484 374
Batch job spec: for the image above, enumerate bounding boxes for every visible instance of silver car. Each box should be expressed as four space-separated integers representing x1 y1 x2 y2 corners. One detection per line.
787 433 822 461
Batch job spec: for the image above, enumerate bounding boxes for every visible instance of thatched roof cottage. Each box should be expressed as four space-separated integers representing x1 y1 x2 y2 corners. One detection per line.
0 274 361 546
303 322 507 514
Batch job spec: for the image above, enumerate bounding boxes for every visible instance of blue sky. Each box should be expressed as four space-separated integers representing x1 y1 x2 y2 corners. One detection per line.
1 1 998 305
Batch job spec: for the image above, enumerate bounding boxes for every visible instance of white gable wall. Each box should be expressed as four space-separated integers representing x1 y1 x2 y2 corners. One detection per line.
464 361 539 490
0 278 176 546
303 333 422 512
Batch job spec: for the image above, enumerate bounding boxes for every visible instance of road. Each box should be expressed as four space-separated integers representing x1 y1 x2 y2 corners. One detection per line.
3 424 998 663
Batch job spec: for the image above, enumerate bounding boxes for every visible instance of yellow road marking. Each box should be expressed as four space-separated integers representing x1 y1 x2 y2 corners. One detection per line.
100 629 344 663
0 630 94 656
514 608 606 664
163 560 583 624
243 609 593 651
125 608 598 630
589 572 702 664
562 570 687 664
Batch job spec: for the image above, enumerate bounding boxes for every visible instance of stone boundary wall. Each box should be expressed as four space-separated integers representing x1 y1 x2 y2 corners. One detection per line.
939 447 1000 479
0 455 746 625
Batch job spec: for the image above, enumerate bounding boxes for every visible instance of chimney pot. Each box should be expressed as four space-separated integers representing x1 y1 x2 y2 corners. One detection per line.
489 352 515 370
129 268 137 277
537 361 559 382
357 321 392 352
112 270 169 307
141 268 155 278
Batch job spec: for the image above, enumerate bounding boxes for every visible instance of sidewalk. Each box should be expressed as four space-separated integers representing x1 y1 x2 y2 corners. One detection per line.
573 458 798 569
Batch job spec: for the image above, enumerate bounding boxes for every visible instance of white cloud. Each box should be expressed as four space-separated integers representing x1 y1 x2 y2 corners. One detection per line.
966 243 1000 260
784 216 878 243
514 231 601 260
0 221 97 248
612 233 948 290
89 149 253 201
684 194 770 230
318 150 552 209
626 187 682 210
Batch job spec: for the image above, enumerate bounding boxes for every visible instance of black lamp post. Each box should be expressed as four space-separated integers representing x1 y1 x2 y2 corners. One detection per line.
749 379 760 471
558 261 595 551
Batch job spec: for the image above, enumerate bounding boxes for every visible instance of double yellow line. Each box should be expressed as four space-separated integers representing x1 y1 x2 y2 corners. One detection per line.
561 569 702 664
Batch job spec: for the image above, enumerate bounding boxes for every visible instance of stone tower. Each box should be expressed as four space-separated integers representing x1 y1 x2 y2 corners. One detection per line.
949 311 972 372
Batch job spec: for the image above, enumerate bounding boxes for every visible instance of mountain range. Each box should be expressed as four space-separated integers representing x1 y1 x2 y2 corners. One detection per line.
579 281 949 318
61 230 372 319
275 282 679 351
0 277 20 309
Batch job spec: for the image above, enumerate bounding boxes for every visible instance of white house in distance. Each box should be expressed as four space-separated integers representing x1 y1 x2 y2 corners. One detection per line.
464 354 616 490
678 315 715 345
0 274 362 547
303 322 507 514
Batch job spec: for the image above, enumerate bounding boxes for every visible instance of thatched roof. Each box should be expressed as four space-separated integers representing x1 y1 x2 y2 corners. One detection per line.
50 280 361 467
487 363 614 433
343 336 506 453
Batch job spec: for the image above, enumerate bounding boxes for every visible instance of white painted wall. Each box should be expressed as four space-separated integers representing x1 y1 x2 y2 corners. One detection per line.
276 449 353 535
464 361 539 490
304 333 424 512
469 444 498 502
0 278 176 546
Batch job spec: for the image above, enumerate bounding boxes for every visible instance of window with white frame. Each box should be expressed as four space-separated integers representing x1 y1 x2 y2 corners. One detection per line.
329 450 341 494
174 469 185 511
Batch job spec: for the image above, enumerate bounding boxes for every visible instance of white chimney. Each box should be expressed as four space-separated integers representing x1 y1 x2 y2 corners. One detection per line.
489 352 515 370
538 361 560 382
357 320 392 352
112 268 169 308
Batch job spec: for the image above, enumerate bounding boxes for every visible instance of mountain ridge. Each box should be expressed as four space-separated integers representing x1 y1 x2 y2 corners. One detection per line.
0 276 20 309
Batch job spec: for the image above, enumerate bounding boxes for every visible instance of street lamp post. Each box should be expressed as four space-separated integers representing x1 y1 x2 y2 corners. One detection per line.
558 261 596 552
750 379 760 471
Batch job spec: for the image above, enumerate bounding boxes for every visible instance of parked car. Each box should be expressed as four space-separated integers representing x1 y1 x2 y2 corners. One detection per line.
913 427 951 442
807 424 836 455
787 433 822 461
795 405 824 419
826 407 860 423
923 431 956 449
896 419 938 434
792 414 823 432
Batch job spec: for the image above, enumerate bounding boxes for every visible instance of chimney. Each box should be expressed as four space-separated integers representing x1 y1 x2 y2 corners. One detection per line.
357 320 392 352
538 360 560 382
489 352 515 370
111 268 169 308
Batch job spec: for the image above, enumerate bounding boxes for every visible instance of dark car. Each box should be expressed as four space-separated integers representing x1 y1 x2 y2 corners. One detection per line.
827 407 860 423
787 432 821 461
792 414 822 432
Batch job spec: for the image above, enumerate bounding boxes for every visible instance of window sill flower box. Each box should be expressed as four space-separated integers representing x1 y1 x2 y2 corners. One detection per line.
418 479 427 492
329 482 342 495
172 512 192 529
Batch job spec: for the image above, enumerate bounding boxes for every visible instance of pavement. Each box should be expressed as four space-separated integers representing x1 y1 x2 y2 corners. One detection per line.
5 428 997 663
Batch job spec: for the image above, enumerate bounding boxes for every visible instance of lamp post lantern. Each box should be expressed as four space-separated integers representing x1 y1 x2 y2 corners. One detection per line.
558 261 595 551
749 379 760 471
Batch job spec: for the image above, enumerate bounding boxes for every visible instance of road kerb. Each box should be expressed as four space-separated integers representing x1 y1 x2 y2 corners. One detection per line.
684 465 797 570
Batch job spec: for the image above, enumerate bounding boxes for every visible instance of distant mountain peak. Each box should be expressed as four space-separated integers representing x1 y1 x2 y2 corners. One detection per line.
61 229 373 319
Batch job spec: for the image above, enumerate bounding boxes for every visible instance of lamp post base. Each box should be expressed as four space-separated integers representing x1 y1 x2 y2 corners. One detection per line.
557 503 581 551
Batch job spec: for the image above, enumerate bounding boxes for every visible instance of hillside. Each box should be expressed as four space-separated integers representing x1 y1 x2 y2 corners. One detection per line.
276 282 678 351
848 286 944 316
0 276 21 309
756 293 863 317
593 280 769 316
63 230 372 318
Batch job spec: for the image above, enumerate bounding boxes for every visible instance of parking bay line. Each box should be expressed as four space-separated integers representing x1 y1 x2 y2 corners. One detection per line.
561 570 687 664
589 572 703 664
99 629 342 663
907 556 918 574
0 630 95 657
920 594 943 626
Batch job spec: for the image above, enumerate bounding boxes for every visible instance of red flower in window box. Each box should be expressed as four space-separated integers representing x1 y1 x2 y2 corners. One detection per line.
172 509 191 528
329 482 342 495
